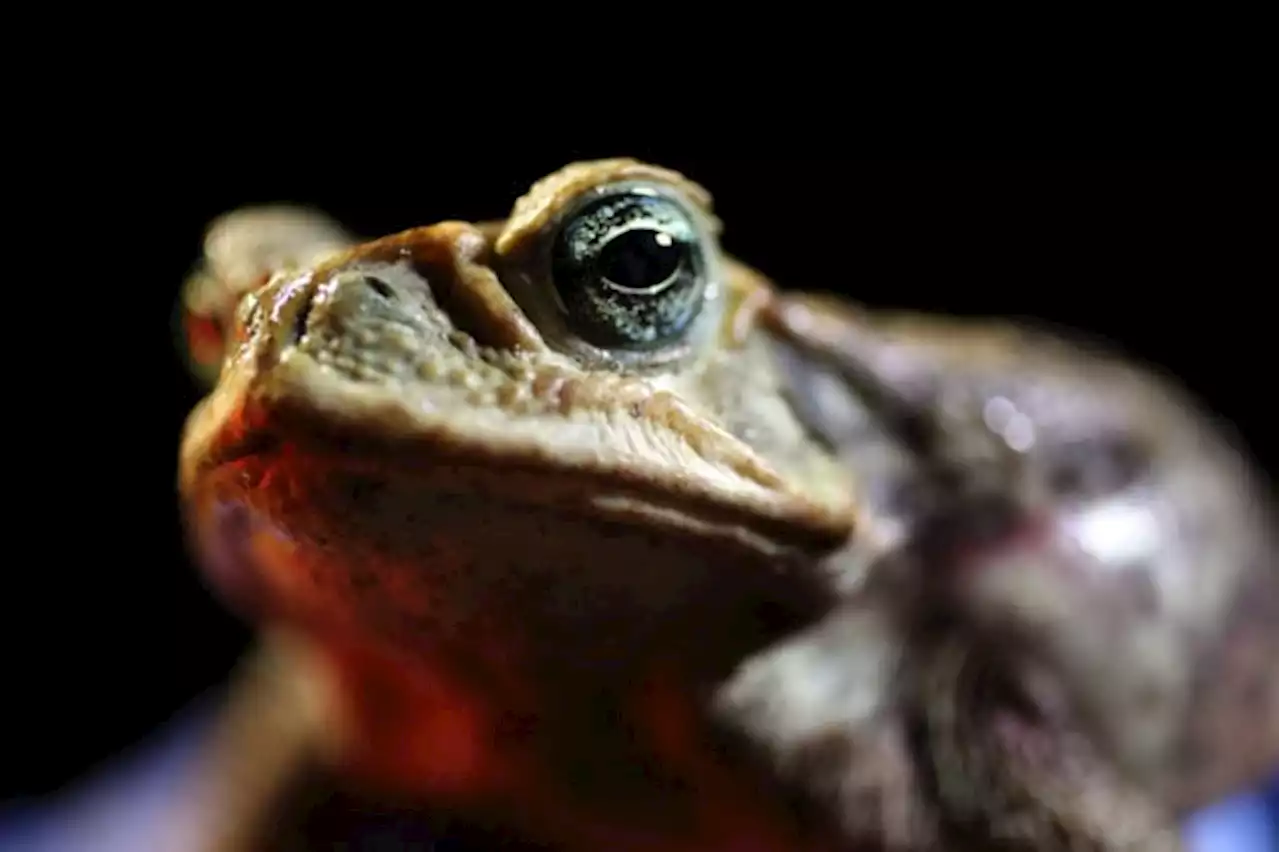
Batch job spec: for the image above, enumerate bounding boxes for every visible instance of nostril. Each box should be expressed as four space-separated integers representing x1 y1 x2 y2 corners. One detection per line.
363 275 395 300
291 290 316 343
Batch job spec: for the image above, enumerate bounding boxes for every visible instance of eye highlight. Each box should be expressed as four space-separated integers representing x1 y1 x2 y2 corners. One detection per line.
550 188 709 349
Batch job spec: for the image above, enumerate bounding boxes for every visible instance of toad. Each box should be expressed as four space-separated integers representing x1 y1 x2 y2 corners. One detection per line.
175 160 1276 851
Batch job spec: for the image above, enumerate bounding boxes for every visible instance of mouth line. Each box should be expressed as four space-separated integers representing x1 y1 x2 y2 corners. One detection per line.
195 412 850 560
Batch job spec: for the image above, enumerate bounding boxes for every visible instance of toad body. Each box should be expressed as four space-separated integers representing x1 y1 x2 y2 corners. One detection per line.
176 160 1277 852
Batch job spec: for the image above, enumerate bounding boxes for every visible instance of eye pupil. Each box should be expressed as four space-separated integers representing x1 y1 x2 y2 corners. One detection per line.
597 228 684 293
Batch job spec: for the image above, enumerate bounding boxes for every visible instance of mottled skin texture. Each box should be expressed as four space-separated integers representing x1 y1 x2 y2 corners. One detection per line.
176 160 1276 852
723 299 1278 849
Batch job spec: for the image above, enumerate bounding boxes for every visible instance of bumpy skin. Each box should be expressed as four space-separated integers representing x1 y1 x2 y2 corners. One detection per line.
178 160 1277 852
721 299 1277 849
181 161 855 852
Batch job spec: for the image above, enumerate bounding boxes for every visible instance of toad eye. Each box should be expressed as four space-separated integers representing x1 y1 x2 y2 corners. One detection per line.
549 188 709 349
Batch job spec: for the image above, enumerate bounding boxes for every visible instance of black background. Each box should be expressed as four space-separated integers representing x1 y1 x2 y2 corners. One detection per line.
3 156 1273 803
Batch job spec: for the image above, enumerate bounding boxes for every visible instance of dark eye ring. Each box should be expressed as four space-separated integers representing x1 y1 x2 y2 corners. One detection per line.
549 186 710 350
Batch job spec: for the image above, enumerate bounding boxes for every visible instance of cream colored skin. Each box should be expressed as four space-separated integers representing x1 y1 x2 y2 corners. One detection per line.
179 161 858 852
181 162 856 698
178 160 1276 852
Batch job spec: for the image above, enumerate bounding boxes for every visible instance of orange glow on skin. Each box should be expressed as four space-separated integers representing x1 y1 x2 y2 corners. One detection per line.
323 634 517 800
184 313 225 369
307 634 841 852
218 445 844 851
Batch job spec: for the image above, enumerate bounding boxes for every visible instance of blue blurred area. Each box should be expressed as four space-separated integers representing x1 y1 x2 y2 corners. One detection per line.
1181 774 1279 852
2 707 1276 851
0 704 215 852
